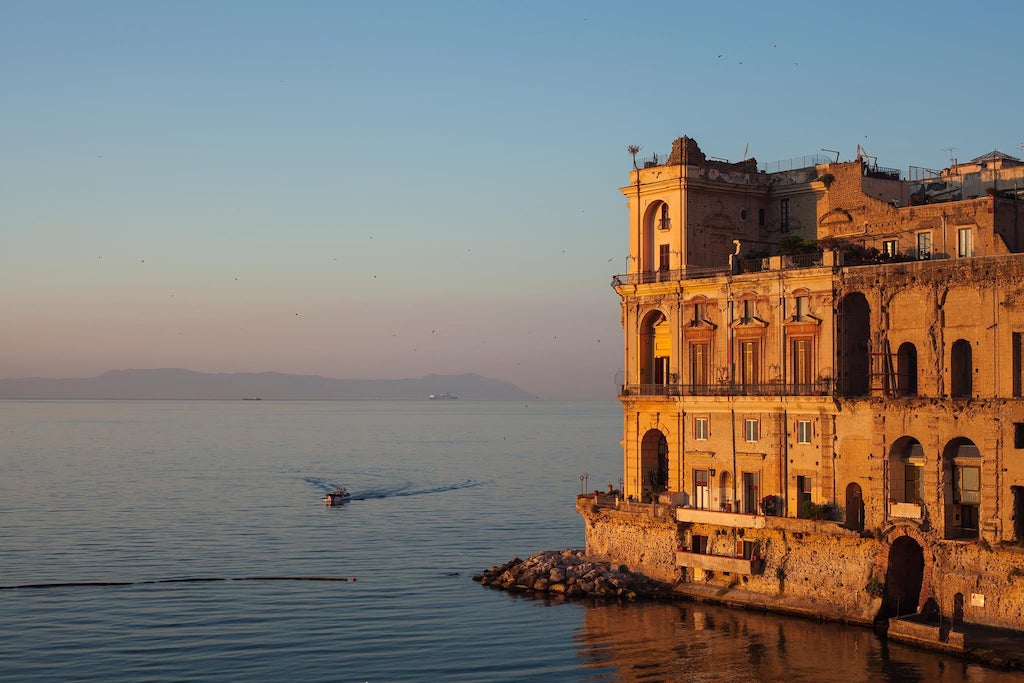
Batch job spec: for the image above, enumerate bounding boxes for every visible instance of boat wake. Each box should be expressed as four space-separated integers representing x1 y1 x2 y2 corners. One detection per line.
302 476 486 500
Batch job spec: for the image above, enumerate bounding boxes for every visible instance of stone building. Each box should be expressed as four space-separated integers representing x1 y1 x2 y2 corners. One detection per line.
584 136 1024 637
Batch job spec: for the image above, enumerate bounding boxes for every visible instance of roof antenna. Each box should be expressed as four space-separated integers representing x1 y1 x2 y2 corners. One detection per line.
821 148 840 163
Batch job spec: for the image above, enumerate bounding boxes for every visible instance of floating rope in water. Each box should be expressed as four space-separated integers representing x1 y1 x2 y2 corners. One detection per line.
0 576 358 591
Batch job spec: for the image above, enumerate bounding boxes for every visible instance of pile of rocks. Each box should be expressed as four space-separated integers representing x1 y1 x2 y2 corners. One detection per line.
473 549 671 601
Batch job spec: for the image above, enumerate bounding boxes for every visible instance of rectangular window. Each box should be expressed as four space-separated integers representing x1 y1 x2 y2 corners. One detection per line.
758 208 765 227
796 419 812 444
917 232 932 260
740 341 759 386
692 301 706 323
1013 332 1022 398
956 465 981 504
795 295 810 321
792 339 812 387
692 534 709 554
741 540 757 560
659 244 670 272
742 299 755 323
1015 422 1024 449
690 343 709 386
694 417 709 441
780 199 790 233
905 464 923 504
957 228 973 258
693 469 710 509
744 418 759 442
882 239 898 257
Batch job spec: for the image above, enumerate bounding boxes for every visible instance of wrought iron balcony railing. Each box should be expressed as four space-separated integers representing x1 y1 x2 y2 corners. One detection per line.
620 380 834 398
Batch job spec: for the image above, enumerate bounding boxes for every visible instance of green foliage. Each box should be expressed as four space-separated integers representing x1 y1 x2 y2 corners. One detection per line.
759 494 782 516
817 172 836 188
798 500 843 521
865 575 885 598
777 235 818 255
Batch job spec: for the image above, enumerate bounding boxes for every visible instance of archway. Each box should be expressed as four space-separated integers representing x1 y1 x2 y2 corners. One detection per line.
639 310 670 394
718 470 733 512
896 342 918 396
951 339 973 397
643 201 669 274
838 293 871 397
845 482 864 531
640 429 669 498
881 536 925 619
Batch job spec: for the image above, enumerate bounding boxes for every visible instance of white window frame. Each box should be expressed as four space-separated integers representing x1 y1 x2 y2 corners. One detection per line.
694 416 709 441
917 231 932 260
744 418 759 443
796 419 812 444
957 227 973 258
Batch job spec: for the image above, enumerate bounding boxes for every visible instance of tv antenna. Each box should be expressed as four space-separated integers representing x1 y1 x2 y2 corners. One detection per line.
944 146 958 167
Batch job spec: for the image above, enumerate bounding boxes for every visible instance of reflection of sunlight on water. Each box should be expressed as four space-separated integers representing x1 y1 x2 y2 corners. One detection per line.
578 601 1018 683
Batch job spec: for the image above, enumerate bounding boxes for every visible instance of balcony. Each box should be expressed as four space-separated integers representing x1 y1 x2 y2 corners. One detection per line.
676 550 764 575
889 501 925 521
676 507 766 528
620 380 834 399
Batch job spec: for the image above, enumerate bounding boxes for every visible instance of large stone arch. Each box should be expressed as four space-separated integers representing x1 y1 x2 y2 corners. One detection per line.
876 525 934 624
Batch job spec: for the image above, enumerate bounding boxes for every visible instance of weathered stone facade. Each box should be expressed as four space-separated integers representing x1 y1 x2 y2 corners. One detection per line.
595 136 1024 637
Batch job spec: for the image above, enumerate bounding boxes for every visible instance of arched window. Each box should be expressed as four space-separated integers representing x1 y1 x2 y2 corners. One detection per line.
943 437 981 539
838 293 871 397
951 339 973 397
897 342 918 396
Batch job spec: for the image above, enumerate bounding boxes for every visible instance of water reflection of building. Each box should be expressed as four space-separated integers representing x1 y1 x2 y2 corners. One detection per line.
578 601 1017 681
584 136 1024 638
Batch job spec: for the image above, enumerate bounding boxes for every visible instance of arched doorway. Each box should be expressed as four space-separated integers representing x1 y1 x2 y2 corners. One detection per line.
881 536 925 619
845 482 865 531
896 342 918 396
640 429 668 499
951 339 973 397
838 293 871 397
718 470 733 512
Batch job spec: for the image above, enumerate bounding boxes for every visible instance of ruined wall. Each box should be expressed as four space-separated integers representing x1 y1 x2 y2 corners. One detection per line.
579 503 681 583
932 542 1024 631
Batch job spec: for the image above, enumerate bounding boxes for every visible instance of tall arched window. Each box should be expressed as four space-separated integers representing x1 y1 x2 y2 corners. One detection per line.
951 339 973 397
897 342 918 396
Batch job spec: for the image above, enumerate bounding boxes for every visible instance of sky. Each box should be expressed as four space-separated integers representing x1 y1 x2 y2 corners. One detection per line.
3 1 1022 399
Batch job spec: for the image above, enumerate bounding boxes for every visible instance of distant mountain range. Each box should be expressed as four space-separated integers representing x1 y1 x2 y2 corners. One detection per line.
0 369 537 400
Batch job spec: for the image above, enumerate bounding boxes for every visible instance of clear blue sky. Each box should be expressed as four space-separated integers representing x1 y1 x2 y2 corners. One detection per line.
3 1 1021 399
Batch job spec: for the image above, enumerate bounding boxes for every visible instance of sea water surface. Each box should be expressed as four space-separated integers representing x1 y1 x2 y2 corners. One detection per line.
0 400 1015 681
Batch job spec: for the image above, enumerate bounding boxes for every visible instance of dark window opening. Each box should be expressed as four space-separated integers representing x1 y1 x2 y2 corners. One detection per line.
1014 423 1024 449
780 199 790 233
692 535 709 554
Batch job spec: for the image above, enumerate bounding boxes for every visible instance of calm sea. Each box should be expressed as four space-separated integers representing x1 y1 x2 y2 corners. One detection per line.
0 400 1014 681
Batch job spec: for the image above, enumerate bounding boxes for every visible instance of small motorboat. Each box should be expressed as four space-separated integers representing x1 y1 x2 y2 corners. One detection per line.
324 488 351 506
429 392 458 400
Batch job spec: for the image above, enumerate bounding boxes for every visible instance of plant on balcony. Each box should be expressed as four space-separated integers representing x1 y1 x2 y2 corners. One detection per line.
759 494 782 516
798 500 843 521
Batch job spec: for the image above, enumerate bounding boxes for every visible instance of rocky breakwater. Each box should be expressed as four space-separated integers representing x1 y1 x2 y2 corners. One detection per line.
473 549 671 600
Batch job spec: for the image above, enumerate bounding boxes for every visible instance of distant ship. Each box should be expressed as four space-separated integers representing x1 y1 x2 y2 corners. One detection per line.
428 392 458 400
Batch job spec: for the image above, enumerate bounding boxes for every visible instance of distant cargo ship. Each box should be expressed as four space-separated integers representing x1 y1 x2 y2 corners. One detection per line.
428 392 458 400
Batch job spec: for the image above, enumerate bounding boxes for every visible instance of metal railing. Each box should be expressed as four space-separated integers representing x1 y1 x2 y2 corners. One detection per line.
620 380 834 398
611 265 729 287
760 154 832 173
